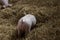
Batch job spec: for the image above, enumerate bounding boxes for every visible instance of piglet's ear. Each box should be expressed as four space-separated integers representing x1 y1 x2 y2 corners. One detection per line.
21 19 24 24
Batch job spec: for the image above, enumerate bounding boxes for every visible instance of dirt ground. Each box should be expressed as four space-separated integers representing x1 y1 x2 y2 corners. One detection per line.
0 0 60 40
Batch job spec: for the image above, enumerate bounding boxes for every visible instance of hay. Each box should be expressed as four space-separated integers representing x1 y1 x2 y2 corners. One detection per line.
0 0 60 40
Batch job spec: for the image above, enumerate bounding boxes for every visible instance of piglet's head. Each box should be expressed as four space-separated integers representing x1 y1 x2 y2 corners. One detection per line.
16 20 29 37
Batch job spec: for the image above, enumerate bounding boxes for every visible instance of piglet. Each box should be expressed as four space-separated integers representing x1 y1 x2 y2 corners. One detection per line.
16 14 36 37
1 0 12 8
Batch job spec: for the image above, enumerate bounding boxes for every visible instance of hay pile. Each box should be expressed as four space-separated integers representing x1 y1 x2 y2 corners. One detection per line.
0 0 60 40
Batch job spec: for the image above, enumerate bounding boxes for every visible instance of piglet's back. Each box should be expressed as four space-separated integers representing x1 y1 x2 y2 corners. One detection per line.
19 14 36 27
